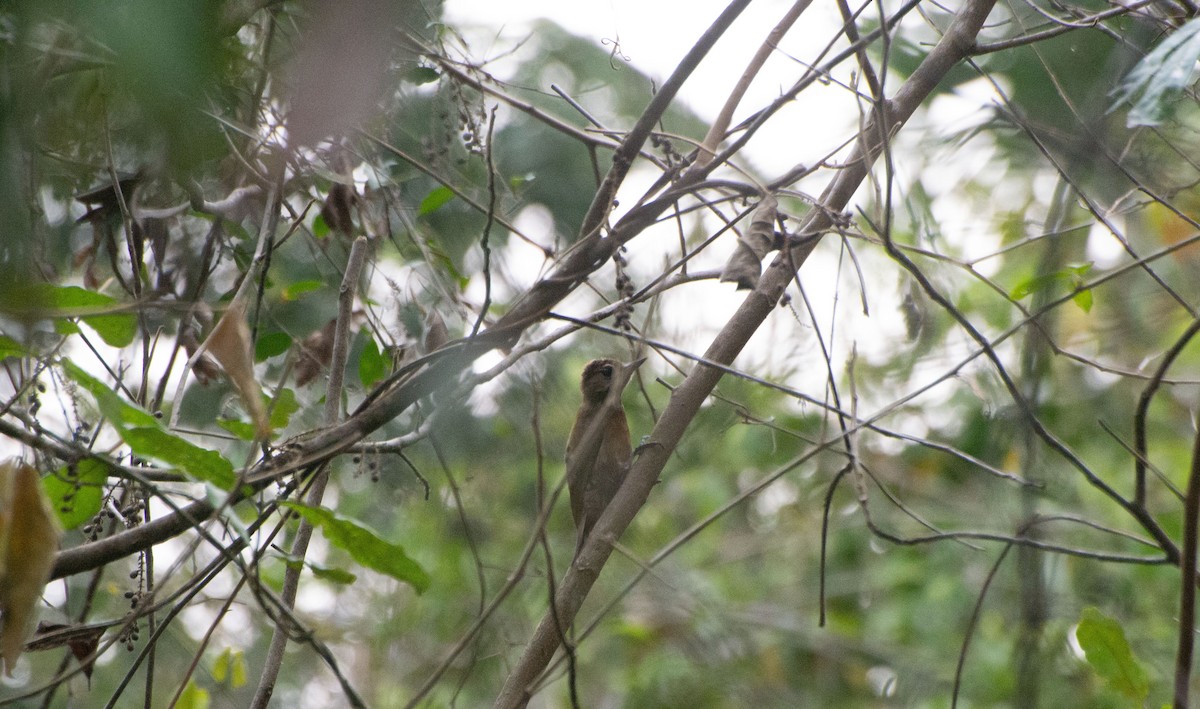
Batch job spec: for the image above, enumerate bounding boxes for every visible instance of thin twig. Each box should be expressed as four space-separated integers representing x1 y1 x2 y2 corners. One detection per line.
251 236 369 708
471 109 498 336
692 0 813 169
1175 421 1200 708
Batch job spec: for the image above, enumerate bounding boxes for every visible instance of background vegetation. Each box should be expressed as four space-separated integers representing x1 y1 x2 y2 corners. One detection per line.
1 0 1200 706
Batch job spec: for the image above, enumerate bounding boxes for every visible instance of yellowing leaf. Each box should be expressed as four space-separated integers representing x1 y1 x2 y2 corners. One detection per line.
212 647 230 682
212 647 247 687
0 461 62 675
207 302 268 438
176 679 211 709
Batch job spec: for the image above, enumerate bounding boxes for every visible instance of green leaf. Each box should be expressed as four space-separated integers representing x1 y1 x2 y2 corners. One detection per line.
43 459 107 530
212 647 247 688
1072 288 1093 313
1113 18 1200 127
64 361 236 487
312 212 331 239
1075 607 1149 702
281 280 325 301
1009 272 1059 300
269 388 300 429
218 388 296 440
509 173 535 191
358 333 387 388
424 238 469 290
122 427 237 489
279 553 357 584
418 185 455 216
255 331 292 361
281 502 430 593
0 335 26 359
23 284 137 347
212 647 230 683
1011 264 1095 303
176 680 210 709
1068 263 1094 313
280 554 355 587
216 418 256 441
223 219 252 242
310 563 358 585
62 361 158 428
406 66 439 85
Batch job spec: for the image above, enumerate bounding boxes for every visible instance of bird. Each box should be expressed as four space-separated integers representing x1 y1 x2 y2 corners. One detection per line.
566 357 643 558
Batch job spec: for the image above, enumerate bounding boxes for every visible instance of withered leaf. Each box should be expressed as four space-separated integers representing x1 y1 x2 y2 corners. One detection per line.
422 309 449 354
720 194 779 290
74 171 143 224
181 327 221 385
0 461 62 676
296 318 338 387
28 621 106 681
207 302 269 437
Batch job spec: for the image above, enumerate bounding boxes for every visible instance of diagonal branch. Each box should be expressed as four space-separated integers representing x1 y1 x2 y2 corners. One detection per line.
492 0 1001 704
48 0 755 584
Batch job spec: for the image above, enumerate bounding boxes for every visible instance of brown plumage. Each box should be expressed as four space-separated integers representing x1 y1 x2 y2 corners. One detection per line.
566 358 638 557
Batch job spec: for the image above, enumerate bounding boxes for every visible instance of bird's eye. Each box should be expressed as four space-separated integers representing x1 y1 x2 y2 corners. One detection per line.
600 365 613 377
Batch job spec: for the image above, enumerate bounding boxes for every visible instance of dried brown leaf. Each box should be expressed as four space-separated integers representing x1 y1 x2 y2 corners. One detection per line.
720 195 778 290
0 461 61 675
423 309 449 354
181 328 221 385
296 318 338 387
28 621 106 681
208 302 268 437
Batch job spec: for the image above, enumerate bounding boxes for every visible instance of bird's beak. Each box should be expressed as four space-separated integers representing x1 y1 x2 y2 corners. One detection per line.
612 356 645 394
622 356 647 374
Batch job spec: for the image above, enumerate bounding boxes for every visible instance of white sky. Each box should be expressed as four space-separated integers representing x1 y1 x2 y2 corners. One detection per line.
437 1 1068 429
443 0 861 177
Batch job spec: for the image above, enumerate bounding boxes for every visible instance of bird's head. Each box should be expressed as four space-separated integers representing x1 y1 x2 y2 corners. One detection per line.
579 357 645 404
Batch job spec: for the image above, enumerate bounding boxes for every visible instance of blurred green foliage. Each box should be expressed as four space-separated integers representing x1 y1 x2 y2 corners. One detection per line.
3 0 1200 707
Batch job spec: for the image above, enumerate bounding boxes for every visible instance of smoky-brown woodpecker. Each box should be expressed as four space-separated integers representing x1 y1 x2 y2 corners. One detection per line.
566 357 643 557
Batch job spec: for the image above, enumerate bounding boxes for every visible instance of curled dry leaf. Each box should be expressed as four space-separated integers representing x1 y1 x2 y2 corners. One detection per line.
142 216 170 274
73 171 143 224
720 194 779 290
422 309 449 354
28 621 106 682
296 318 338 387
207 302 269 437
0 461 61 676
180 327 221 385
